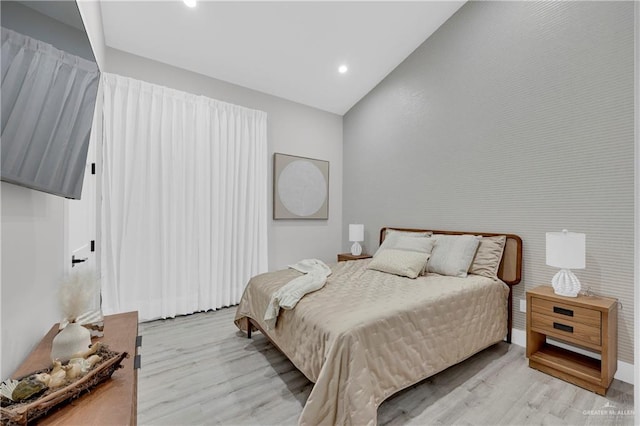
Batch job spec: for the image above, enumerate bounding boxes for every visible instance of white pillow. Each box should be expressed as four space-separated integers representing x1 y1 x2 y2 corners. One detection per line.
428 235 480 278
367 249 430 279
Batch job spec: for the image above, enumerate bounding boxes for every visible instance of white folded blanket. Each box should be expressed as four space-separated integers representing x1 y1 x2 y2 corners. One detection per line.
264 259 331 328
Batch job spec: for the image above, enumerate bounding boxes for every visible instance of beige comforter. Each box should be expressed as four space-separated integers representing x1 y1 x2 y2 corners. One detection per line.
234 259 509 425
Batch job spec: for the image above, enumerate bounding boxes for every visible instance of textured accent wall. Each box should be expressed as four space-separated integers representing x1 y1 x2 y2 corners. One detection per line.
343 1 634 362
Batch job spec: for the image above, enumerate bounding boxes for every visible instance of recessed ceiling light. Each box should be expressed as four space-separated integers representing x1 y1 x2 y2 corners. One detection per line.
183 0 197 8
338 65 348 74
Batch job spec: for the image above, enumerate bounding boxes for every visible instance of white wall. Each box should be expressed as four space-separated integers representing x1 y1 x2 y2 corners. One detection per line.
103 48 344 271
1 183 64 378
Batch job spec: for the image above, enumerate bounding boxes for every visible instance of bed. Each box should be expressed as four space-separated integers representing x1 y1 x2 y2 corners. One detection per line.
234 228 522 425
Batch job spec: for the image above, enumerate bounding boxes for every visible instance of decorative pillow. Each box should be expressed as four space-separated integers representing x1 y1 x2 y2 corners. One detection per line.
393 236 435 254
384 229 432 238
375 234 434 256
469 235 506 278
373 230 434 257
428 234 480 278
367 249 430 279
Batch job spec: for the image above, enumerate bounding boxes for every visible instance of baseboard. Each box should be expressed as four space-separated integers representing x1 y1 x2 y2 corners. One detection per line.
511 328 634 385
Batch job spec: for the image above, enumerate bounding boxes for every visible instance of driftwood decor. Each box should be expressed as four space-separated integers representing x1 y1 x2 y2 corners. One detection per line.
0 346 127 426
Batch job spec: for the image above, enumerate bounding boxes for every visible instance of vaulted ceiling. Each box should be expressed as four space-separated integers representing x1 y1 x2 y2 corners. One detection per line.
99 1 465 115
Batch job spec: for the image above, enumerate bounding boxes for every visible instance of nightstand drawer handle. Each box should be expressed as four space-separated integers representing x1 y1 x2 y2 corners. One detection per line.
553 322 573 333
553 306 574 317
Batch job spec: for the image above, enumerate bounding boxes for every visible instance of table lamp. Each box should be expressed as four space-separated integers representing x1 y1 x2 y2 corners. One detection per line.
349 224 364 256
546 229 585 297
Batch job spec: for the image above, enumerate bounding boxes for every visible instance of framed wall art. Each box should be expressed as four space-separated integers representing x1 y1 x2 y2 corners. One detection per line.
273 153 329 220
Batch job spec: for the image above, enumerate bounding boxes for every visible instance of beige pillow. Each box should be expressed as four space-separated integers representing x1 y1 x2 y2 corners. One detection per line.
375 234 434 257
428 234 480 278
384 229 432 238
375 230 433 257
469 235 506 278
393 236 435 254
367 249 430 279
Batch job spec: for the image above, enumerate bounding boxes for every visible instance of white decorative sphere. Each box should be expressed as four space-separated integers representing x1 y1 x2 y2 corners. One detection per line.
51 323 91 362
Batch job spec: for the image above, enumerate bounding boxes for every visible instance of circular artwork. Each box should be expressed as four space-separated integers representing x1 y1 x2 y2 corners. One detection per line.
277 160 327 217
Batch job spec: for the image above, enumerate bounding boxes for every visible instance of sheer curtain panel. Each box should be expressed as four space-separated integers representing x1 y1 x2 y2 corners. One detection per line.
101 73 268 321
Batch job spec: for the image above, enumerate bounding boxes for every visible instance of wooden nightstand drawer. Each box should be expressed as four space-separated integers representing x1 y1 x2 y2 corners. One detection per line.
530 297 601 328
531 311 601 347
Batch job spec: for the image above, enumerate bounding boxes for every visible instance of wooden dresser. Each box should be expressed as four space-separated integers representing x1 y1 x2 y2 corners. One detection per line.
526 286 617 395
12 312 140 425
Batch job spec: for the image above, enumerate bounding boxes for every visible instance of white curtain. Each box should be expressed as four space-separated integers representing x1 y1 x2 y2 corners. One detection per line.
1 27 99 199
101 73 268 321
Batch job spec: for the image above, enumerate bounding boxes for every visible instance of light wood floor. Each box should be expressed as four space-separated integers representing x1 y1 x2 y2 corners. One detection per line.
138 307 634 425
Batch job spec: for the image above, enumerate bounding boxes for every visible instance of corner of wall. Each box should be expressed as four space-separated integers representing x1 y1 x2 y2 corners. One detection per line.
633 0 639 418
76 0 106 69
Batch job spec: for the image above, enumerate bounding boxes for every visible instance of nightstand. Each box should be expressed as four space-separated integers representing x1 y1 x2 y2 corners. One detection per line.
337 253 372 262
526 285 617 395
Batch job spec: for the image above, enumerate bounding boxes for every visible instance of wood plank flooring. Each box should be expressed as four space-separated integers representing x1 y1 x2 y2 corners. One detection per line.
138 307 633 425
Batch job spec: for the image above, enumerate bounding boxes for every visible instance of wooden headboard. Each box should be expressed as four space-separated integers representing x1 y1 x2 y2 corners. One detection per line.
379 227 523 286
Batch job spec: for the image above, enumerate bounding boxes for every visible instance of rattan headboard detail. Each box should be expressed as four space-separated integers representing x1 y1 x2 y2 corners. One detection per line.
379 227 523 286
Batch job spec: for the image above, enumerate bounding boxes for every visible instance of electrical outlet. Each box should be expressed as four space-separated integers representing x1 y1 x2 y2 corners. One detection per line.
520 299 526 313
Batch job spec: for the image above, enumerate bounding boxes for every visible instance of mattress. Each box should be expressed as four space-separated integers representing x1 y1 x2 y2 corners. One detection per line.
234 259 509 425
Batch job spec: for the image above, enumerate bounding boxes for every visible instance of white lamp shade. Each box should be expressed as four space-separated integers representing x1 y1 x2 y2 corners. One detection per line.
349 224 364 242
546 230 586 269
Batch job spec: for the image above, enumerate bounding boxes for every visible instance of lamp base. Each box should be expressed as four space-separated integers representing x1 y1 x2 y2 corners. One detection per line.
551 269 581 297
350 242 362 256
